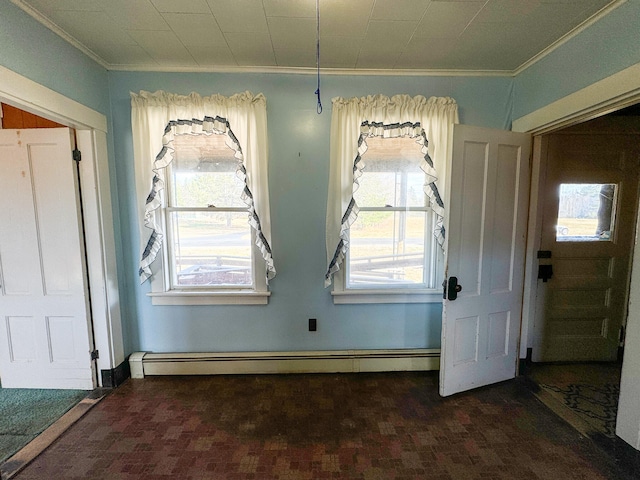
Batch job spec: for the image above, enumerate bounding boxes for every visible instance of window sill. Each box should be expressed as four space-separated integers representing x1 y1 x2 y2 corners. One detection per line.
148 290 270 306
331 289 442 304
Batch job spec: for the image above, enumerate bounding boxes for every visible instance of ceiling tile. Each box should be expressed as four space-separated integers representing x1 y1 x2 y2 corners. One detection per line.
371 0 431 21
150 0 211 14
527 2 608 31
102 0 170 31
263 0 315 18
23 0 103 15
274 48 316 67
320 36 362 68
453 22 543 70
162 13 226 46
539 0 611 6
186 45 237 66
48 10 137 47
356 48 403 69
396 36 458 69
126 30 197 65
364 20 419 49
267 17 316 52
319 0 374 36
207 0 269 33
15 0 623 71
224 33 276 66
414 1 485 38
91 44 157 66
474 0 543 23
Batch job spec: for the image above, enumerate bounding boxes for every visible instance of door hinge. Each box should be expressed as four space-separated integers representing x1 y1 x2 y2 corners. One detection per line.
72 148 81 162
90 349 99 361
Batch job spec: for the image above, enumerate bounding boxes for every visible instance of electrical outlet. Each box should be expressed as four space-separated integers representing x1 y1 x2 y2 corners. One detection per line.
309 318 317 331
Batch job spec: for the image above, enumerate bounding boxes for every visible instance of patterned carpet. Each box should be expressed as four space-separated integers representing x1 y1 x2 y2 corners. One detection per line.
530 363 621 438
10 372 633 480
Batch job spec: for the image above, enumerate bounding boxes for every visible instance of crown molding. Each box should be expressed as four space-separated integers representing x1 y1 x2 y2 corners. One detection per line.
12 0 626 78
106 63 512 77
11 0 110 70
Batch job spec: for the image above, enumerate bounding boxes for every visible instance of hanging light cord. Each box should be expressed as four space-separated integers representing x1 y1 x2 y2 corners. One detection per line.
314 0 322 114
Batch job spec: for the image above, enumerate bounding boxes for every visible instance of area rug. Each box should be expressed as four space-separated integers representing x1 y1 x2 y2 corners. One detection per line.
539 382 620 437
530 363 621 438
0 388 88 463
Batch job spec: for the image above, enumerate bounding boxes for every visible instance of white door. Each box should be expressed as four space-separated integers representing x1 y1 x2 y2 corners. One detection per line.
440 125 531 397
0 128 95 389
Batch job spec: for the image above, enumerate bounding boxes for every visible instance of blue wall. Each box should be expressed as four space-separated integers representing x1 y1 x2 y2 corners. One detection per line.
513 0 640 120
4 0 639 356
109 72 513 354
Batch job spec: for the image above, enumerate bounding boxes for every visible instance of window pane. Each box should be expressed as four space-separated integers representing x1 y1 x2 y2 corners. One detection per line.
354 136 427 208
348 211 426 287
557 183 617 242
171 134 246 208
169 211 252 287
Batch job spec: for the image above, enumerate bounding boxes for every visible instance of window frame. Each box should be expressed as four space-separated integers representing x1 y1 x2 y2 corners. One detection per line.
331 135 444 304
555 182 618 242
147 132 269 306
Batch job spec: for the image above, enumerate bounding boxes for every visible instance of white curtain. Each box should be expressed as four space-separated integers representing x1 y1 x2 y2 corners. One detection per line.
325 94 458 287
131 90 275 284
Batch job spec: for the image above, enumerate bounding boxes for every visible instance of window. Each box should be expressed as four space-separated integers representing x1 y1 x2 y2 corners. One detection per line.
131 91 275 305
556 183 617 242
167 134 254 289
325 95 457 304
347 136 441 290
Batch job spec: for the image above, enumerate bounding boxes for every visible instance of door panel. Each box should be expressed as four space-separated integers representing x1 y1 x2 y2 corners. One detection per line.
440 125 531 396
0 128 94 389
536 129 640 362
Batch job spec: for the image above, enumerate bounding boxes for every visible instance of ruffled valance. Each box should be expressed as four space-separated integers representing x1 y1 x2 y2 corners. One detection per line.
325 94 458 287
131 90 275 284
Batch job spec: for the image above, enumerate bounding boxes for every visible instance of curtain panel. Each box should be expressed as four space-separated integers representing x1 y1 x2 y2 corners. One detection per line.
131 90 275 284
325 94 458 287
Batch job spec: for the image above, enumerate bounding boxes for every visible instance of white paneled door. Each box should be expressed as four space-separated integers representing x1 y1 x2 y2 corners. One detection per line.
440 125 531 397
0 128 95 389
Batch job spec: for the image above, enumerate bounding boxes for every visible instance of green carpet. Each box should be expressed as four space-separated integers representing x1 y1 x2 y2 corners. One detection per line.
0 388 88 463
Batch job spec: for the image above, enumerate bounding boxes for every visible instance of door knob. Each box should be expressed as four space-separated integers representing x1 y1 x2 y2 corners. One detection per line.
445 276 462 301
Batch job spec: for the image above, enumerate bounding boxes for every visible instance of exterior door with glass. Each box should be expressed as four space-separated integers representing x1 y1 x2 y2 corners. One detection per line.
534 119 640 362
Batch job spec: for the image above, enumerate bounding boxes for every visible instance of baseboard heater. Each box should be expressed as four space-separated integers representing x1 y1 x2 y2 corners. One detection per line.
129 349 440 378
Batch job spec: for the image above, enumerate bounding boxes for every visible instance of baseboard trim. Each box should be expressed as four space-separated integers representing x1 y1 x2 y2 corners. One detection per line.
519 347 533 376
129 349 440 378
101 357 131 388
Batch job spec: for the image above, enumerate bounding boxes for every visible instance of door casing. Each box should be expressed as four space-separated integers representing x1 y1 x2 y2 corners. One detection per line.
514 62 640 450
0 65 124 387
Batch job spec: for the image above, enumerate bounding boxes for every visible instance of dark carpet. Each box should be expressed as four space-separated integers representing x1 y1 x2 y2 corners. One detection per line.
12 372 637 479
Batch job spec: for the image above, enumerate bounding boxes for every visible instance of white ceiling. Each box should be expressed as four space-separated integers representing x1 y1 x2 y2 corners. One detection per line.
13 0 619 73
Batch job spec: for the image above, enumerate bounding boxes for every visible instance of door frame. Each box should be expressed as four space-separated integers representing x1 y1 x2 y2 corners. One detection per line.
0 65 124 387
513 62 640 360
513 61 640 448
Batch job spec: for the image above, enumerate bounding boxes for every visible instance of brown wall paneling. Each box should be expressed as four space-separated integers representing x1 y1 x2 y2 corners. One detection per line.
1 103 64 129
